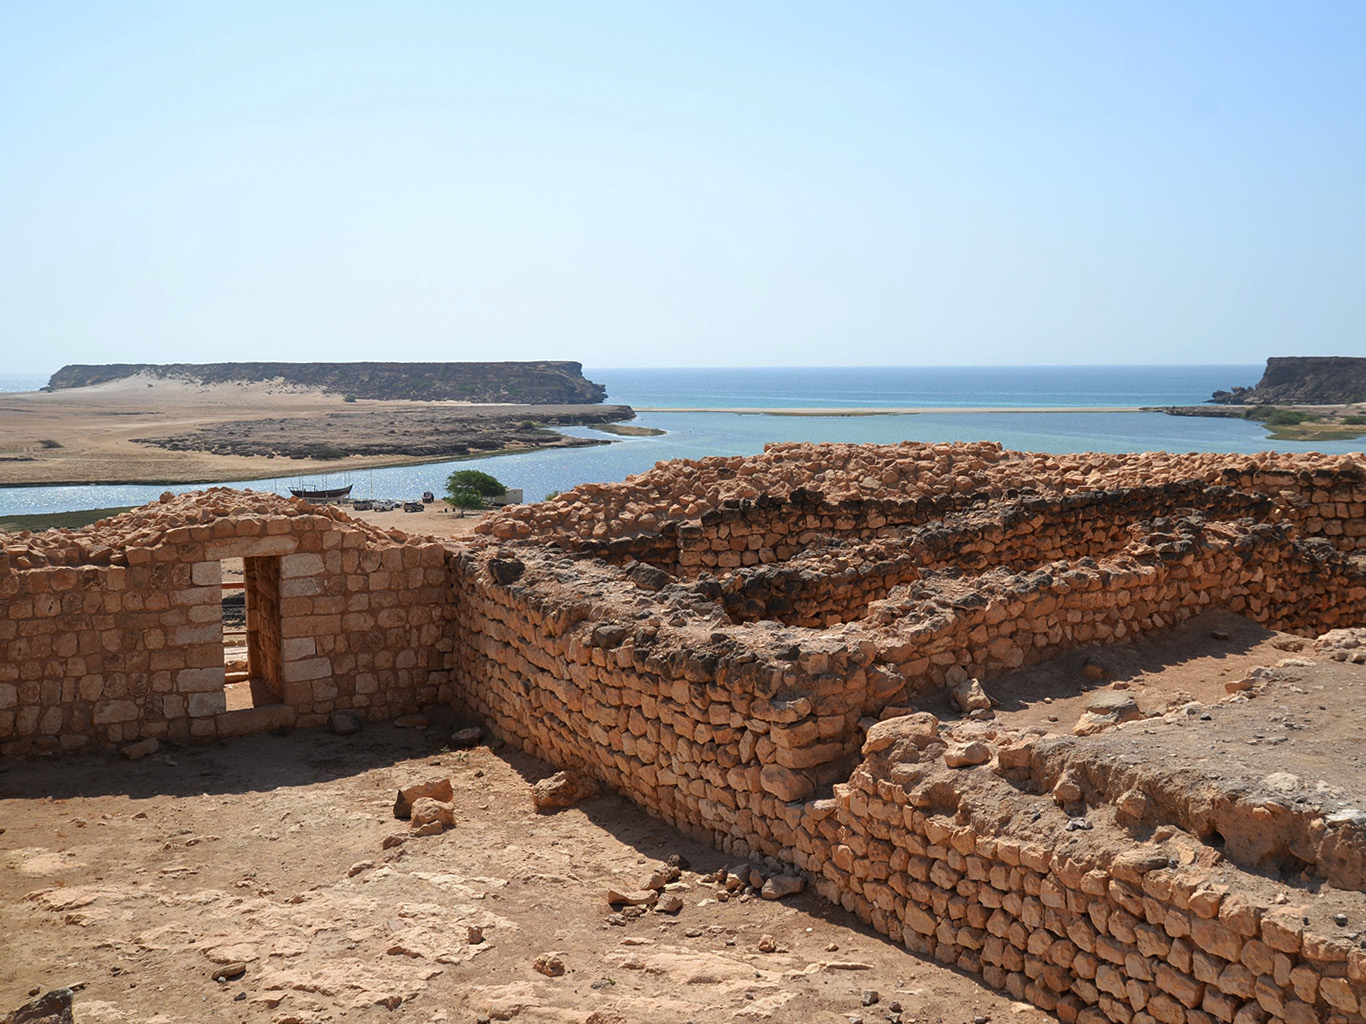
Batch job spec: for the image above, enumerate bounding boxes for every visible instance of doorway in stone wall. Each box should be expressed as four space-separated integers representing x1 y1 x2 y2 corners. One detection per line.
221 555 284 710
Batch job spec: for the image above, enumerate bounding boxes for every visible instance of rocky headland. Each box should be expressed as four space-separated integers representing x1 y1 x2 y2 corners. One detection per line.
1210 356 1366 406
47 360 609 404
1148 356 1366 441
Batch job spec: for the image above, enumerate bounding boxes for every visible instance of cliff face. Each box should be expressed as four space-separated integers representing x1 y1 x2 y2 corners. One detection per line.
1212 356 1366 405
47 361 608 404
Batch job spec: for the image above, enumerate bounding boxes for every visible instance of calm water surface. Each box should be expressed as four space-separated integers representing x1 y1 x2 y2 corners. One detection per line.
1 366 1359 517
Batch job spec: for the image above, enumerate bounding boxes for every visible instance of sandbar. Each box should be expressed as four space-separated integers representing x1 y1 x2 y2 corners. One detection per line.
634 406 1146 416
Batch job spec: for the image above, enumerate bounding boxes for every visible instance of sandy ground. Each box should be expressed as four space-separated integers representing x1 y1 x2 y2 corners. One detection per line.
0 717 1055 1024
0 377 615 487
340 502 490 541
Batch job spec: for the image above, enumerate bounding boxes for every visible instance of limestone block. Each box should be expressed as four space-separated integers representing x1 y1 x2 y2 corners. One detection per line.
282 657 332 683
177 666 226 693
93 700 139 725
282 637 317 660
187 691 227 718
217 704 297 738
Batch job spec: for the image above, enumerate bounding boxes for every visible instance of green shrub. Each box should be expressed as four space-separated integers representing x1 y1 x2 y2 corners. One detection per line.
1343 415 1366 425
1264 408 1311 426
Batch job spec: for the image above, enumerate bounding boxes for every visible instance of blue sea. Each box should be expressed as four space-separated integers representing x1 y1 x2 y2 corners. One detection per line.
2 365 1361 518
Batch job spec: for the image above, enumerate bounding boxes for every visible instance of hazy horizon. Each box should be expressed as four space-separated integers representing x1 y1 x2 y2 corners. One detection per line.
4 3 1363 374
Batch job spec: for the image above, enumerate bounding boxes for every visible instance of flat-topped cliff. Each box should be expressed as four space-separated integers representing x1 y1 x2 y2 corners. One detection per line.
47 360 608 404
1212 355 1366 405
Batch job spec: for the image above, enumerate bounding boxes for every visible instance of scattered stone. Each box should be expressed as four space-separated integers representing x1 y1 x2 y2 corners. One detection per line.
532 952 566 977
1334 914 1349 927
861 990 880 1006
467 925 485 944
657 894 684 914
1074 691 1141 735
450 726 483 748
760 874 805 900
951 678 992 713
120 737 159 760
667 853 691 870
532 770 599 812
411 821 444 837
409 797 456 829
943 741 991 768
1065 817 1093 832
381 833 407 849
393 778 453 819
3 987 76 1024
606 888 658 907
756 934 779 953
392 714 430 729
347 860 374 877
328 710 362 735
209 962 246 982
643 865 681 890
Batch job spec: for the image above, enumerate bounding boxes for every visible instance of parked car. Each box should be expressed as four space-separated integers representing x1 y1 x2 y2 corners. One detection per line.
422 491 435 503
403 501 424 513
351 499 373 511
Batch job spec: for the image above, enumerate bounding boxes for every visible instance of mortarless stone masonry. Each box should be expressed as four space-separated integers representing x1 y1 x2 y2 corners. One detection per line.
5 441 1366 1024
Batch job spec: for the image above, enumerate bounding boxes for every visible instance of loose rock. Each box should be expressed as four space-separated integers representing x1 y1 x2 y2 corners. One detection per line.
532 952 566 977
532 770 599 812
393 777 453 819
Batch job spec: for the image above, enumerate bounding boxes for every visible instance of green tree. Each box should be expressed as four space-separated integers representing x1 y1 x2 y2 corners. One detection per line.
445 469 506 499
447 489 487 517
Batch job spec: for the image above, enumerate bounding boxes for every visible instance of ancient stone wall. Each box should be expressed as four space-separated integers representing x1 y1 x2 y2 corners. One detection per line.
456 443 1366 1024
451 511 1366 858
0 490 453 755
482 443 1366 560
806 753 1366 1024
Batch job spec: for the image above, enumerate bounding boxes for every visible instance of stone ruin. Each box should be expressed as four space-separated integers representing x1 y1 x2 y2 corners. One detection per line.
5 440 1366 1024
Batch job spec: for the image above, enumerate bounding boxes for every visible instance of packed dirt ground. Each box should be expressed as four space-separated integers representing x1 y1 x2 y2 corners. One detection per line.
0 376 628 487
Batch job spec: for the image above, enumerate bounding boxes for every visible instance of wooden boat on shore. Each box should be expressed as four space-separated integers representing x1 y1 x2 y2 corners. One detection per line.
289 483 353 501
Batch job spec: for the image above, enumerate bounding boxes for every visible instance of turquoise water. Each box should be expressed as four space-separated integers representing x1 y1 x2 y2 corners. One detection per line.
589 364 1263 409
2 365 1360 518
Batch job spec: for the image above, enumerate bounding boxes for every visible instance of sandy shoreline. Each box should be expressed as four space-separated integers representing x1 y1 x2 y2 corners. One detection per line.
0 375 627 487
635 405 1146 415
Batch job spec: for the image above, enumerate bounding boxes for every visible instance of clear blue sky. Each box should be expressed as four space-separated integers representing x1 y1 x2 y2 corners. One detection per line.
2 2 1363 372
